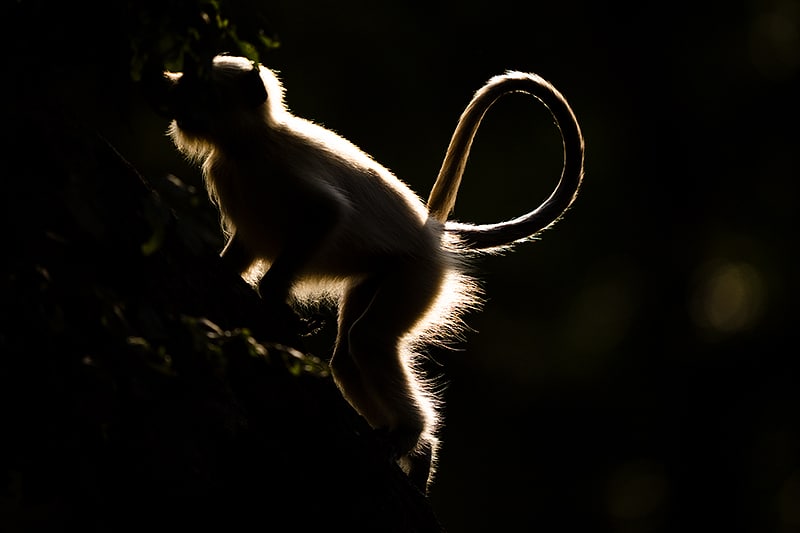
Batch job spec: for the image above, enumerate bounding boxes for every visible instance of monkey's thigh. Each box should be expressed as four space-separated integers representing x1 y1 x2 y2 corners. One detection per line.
329 277 387 427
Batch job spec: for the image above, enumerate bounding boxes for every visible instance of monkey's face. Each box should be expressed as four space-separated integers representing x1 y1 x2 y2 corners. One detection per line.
161 62 268 139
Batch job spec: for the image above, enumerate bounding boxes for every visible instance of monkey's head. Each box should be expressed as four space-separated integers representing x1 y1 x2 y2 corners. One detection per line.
154 56 283 157
168 56 268 131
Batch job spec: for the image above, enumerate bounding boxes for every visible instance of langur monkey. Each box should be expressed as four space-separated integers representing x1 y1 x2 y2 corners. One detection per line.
163 55 584 492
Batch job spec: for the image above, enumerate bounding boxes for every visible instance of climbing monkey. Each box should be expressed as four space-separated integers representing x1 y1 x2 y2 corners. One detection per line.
163 55 584 491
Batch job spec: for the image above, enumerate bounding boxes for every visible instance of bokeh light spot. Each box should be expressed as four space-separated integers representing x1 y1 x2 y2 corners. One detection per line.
690 261 765 336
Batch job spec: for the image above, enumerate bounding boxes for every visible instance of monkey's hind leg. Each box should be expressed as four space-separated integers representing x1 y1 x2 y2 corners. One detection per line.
330 262 445 490
330 277 392 429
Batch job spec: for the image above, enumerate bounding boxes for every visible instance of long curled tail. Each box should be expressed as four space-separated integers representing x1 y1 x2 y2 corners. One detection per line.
426 71 585 250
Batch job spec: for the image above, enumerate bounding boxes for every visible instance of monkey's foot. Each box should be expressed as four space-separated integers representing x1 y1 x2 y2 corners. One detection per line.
372 428 431 493
403 452 432 493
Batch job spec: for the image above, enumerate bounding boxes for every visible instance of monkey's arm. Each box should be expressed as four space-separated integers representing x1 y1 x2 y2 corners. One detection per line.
220 232 255 274
255 184 346 302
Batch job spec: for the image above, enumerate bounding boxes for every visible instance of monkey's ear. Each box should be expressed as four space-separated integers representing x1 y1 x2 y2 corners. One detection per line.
141 61 178 119
242 67 268 108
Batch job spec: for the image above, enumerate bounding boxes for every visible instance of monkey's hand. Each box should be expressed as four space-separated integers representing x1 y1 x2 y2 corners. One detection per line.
256 269 294 304
255 284 299 326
